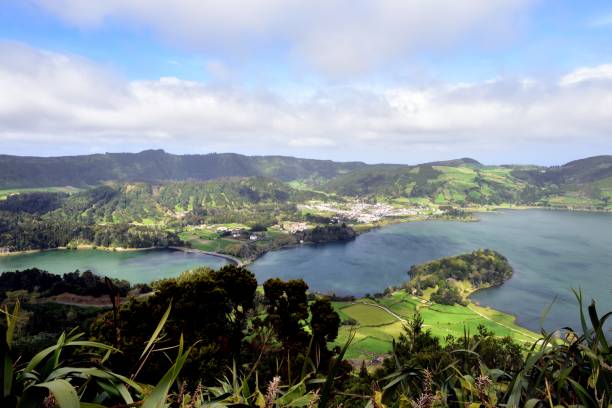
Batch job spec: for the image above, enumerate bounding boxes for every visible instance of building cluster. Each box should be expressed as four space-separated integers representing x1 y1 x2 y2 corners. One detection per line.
300 202 420 223
215 226 262 241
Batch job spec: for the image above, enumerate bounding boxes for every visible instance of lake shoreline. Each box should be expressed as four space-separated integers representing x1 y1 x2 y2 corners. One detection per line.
2 205 608 260
0 244 158 257
4 209 610 340
168 246 242 266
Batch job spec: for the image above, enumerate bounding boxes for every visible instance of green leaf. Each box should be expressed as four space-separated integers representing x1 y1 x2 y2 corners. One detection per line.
284 392 319 407
140 303 172 361
523 399 541 408
66 341 118 352
276 381 307 405
34 379 80 408
142 335 191 408
25 339 118 374
4 301 20 348
3 351 13 399
25 344 60 373
318 329 355 408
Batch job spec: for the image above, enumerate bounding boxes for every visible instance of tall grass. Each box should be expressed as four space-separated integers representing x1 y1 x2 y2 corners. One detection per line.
379 290 611 407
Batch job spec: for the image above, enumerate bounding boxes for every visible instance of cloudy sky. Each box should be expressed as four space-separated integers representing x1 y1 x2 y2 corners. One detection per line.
1 1 612 164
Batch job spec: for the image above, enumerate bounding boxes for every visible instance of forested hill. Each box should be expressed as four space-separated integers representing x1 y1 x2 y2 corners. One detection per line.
0 150 367 188
325 156 612 208
512 155 612 185
0 177 324 251
2 150 612 209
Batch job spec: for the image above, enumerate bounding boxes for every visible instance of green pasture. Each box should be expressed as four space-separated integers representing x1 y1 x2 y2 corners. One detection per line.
544 193 605 208
332 290 538 360
342 304 397 326
178 231 237 252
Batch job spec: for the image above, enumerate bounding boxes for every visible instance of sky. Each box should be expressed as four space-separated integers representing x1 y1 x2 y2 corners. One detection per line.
1 1 612 165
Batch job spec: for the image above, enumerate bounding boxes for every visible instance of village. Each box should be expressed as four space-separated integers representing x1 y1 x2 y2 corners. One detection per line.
298 201 434 223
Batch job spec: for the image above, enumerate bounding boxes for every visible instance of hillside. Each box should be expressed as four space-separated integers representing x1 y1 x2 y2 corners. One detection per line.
324 163 531 205
0 177 324 251
324 158 612 208
510 155 612 208
0 150 366 188
2 151 612 209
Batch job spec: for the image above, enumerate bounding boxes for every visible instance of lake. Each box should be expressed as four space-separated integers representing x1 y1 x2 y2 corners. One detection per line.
1 210 610 333
250 210 612 332
0 249 229 282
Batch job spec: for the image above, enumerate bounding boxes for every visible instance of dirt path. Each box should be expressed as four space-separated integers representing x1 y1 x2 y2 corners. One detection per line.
354 301 407 323
467 304 539 341
354 300 539 339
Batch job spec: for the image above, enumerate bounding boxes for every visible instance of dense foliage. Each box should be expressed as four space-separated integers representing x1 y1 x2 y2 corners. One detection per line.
0 209 182 251
0 149 366 188
0 263 609 407
2 151 612 209
0 192 66 214
407 249 513 297
429 280 465 306
0 177 328 251
363 293 611 408
0 268 134 300
88 266 343 388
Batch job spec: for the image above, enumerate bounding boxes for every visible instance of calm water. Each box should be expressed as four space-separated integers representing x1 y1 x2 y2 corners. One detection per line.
1 210 610 332
0 249 228 283
250 210 612 332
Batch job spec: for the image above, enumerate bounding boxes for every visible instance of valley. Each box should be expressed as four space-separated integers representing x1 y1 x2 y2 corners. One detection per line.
1 151 611 406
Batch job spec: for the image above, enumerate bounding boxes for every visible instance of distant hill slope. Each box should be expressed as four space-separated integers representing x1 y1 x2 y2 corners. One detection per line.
325 156 612 208
512 155 612 185
421 157 483 167
0 150 366 188
0 177 322 223
324 162 530 204
1 150 611 209
0 177 324 251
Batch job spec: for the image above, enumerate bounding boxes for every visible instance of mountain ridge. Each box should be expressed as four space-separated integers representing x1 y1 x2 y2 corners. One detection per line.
1 151 611 209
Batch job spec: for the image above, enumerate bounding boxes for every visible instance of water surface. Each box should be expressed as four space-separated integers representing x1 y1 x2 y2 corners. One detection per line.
0 249 228 283
250 210 612 332
1 210 610 333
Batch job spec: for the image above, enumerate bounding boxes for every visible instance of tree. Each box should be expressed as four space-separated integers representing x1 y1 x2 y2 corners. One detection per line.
90 268 248 384
263 278 309 352
310 299 339 344
309 298 341 368
212 265 258 363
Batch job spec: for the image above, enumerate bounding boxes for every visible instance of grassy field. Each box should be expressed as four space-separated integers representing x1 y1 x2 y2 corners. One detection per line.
178 230 239 252
543 193 609 209
332 290 538 361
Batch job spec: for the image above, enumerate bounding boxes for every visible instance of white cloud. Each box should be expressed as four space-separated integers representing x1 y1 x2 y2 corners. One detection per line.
34 0 532 75
560 64 612 86
1 41 612 163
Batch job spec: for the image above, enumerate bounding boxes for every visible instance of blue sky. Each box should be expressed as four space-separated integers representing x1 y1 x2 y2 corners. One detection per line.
1 1 612 164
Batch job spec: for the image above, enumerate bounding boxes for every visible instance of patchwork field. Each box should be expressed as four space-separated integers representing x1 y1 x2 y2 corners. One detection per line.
333 290 538 361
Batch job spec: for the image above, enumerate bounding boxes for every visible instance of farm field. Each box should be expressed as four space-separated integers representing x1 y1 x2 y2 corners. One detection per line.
332 290 538 361
178 230 239 253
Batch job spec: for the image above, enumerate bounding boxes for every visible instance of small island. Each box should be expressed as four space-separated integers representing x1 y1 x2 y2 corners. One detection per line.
329 250 536 362
404 249 513 305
